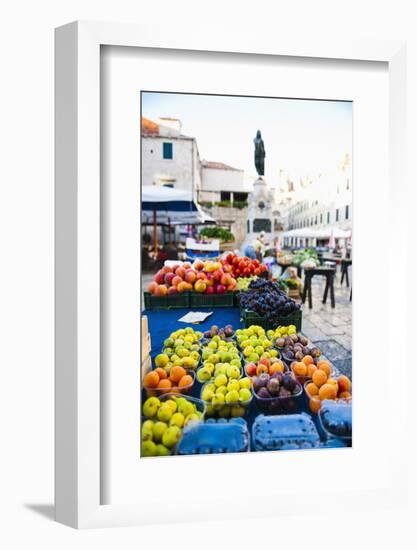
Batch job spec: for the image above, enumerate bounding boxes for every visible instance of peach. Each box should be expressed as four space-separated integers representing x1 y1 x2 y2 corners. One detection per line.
155 284 168 296
177 281 189 293
161 265 173 274
175 267 186 279
259 358 270 368
147 281 158 294
182 262 191 270
220 273 232 286
196 272 206 280
172 275 183 287
337 375 351 393
185 270 197 284
168 286 178 295
293 362 307 376
318 383 338 400
256 364 269 375
194 260 204 271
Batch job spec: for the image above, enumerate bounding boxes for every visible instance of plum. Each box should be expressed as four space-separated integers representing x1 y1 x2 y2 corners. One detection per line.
267 378 280 396
257 387 271 399
282 374 297 392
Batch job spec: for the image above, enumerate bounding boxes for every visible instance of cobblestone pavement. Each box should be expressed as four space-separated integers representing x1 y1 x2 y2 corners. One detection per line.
299 266 352 378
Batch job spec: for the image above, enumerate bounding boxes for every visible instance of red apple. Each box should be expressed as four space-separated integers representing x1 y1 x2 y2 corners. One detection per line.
216 284 226 294
205 285 215 295
212 268 224 282
246 363 257 376
153 270 165 284
164 272 175 286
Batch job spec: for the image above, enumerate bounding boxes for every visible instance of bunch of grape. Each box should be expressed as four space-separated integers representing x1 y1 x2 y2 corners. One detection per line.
239 279 301 323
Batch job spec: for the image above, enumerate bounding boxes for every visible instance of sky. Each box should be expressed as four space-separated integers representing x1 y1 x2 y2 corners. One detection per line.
142 92 352 186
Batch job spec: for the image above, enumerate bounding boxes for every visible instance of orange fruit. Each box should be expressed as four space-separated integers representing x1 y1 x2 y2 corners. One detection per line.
170 365 186 383
309 396 322 414
157 378 172 391
306 382 319 396
318 383 338 400
307 364 317 377
293 362 307 376
317 360 332 376
302 355 314 365
327 378 338 388
144 371 160 388
155 368 167 380
312 369 328 387
178 374 193 388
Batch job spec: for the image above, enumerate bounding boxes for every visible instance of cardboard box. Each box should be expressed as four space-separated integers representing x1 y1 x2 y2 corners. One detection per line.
141 355 152 381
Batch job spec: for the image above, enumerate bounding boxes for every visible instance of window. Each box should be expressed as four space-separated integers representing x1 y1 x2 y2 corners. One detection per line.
320 213 323 224
345 205 349 219
311 217 313 226
163 142 173 159
220 191 231 202
315 216 318 225
327 212 330 224
346 179 350 190
336 209 339 222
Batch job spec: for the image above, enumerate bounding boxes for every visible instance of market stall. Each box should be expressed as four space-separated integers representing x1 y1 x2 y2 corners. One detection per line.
141 255 352 457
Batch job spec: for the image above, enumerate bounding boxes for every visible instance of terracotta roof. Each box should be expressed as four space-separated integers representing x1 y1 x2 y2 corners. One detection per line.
202 160 241 171
141 117 159 136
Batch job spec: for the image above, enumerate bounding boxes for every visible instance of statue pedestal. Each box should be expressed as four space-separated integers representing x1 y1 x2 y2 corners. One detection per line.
246 176 273 238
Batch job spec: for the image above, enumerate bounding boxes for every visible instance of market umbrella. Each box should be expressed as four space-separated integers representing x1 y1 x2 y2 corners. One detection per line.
141 185 215 251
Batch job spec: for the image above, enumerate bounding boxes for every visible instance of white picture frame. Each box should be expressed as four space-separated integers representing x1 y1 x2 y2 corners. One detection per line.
55 21 407 529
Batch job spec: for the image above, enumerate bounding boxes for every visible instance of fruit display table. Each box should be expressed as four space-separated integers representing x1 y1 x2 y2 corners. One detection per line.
142 307 350 453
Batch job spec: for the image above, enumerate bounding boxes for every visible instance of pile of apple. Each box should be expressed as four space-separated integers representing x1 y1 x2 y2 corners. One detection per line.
141 395 203 457
221 253 269 278
147 260 237 296
160 327 203 372
235 325 277 363
197 340 242 383
201 376 252 418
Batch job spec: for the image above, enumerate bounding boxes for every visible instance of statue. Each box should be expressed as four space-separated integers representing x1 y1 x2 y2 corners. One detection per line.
254 130 265 176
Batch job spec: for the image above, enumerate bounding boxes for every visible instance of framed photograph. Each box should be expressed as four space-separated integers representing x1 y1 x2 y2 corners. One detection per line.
55 21 407 528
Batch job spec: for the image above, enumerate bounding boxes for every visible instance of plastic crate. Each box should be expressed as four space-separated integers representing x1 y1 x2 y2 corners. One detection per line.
176 418 250 454
240 307 302 332
252 413 320 451
189 291 235 308
143 291 189 310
